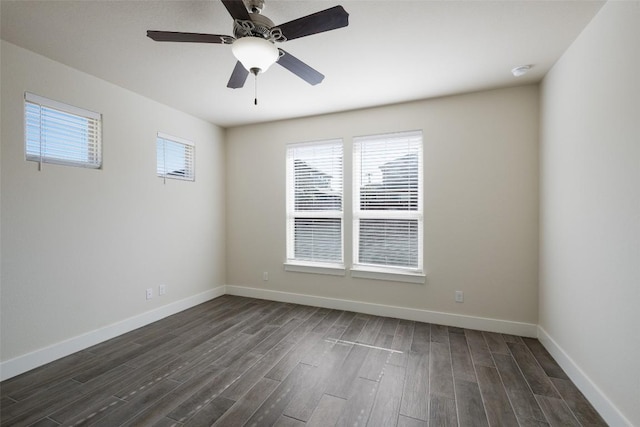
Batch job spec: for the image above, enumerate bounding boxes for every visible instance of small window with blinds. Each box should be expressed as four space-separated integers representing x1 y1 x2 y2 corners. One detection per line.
156 133 195 181
24 92 102 169
353 130 423 273
286 139 343 266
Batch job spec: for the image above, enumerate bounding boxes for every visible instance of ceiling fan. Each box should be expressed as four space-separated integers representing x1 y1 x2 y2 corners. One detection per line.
147 0 349 95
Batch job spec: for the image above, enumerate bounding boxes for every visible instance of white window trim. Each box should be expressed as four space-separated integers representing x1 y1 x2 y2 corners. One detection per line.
285 139 344 268
350 265 426 284
156 132 195 182
284 261 346 276
24 92 102 169
352 130 424 276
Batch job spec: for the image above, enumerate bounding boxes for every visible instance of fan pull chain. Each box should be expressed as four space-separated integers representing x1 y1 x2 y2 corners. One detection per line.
254 72 258 106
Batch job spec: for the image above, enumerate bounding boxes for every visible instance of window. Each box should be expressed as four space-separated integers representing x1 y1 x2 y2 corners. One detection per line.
286 140 343 268
353 130 423 274
25 92 102 169
156 132 195 181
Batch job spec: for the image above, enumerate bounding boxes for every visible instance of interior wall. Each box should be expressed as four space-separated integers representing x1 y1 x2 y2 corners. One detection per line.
539 1 640 425
226 85 539 326
0 41 226 363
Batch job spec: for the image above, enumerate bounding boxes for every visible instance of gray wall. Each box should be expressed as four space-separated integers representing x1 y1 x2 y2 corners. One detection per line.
0 41 227 362
539 1 640 424
226 85 540 325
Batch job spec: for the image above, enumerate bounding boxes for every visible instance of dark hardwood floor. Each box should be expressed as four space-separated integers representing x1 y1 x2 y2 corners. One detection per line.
0 295 607 426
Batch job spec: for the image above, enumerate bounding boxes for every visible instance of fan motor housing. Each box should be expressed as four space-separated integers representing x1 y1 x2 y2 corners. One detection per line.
233 13 285 42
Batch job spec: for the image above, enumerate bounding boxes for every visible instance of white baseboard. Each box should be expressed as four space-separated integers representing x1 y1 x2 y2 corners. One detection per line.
537 326 632 427
0 286 225 381
225 285 537 337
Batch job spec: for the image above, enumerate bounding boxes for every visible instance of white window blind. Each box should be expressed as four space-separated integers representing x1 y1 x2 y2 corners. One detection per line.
286 140 343 265
353 130 423 272
24 92 102 169
156 132 195 181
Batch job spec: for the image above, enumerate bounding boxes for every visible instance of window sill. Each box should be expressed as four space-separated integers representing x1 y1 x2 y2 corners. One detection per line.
350 266 426 284
284 262 346 277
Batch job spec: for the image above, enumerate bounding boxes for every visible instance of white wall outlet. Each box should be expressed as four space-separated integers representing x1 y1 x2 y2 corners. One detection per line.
159 284 166 296
455 290 464 303
263 272 268 281
146 288 153 300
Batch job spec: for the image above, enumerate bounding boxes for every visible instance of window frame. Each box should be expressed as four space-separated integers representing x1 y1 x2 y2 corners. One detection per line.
156 132 195 182
285 139 345 272
352 130 424 279
24 92 102 170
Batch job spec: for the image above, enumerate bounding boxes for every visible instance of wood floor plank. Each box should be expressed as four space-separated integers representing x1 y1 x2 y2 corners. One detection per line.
166 351 264 423
379 317 400 336
410 322 430 354
550 377 607 426
502 334 524 344
368 364 405 427
311 310 343 334
213 377 279 427
449 332 477 383
244 363 312 426
274 415 306 426
429 342 454 398
1 351 97 401
325 344 370 399
356 316 384 345
465 329 494 367
283 343 351 421
492 353 547 423
334 311 357 327
430 324 449 344
0 296 602 427
50 353 178 423
89 379 181 426
339 315 368 342
306 394 346 427
118 365 230 426
389 320 414 367
522 338 570 380
429 395 457 426
334 377 378 427
507 343 559 398
534 395 580 426
397 414 427 427
181 396 235 426
358 333 393 381
265 332 323 381
399 351 429 421
475 365 519 426
483 332 511 355
454 379 489 427
28 417 60 427
0 379 84 426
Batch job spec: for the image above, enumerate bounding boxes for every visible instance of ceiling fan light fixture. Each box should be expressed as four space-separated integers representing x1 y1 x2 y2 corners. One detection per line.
231 36 279 74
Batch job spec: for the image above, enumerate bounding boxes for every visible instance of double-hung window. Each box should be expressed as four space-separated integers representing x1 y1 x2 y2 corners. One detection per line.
156 132 195 181
24 92 102 169
286 140 343 269
353 130 424 276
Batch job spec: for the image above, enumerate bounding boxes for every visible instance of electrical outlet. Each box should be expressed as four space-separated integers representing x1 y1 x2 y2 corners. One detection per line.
159 284 166 296
146 288 153 300
263 272 268 281
455 290 464 303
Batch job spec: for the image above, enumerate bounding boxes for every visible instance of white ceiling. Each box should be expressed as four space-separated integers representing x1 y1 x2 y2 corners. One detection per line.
1 0 604 128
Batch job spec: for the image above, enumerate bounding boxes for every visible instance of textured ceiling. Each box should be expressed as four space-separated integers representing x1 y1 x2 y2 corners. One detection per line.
1 0 604 127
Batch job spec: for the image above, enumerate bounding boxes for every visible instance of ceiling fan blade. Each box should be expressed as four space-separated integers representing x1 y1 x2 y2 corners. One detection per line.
277 49 324 86
227 61 250 88
221 0 250 21
147 31 233 44
276 5 349 41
